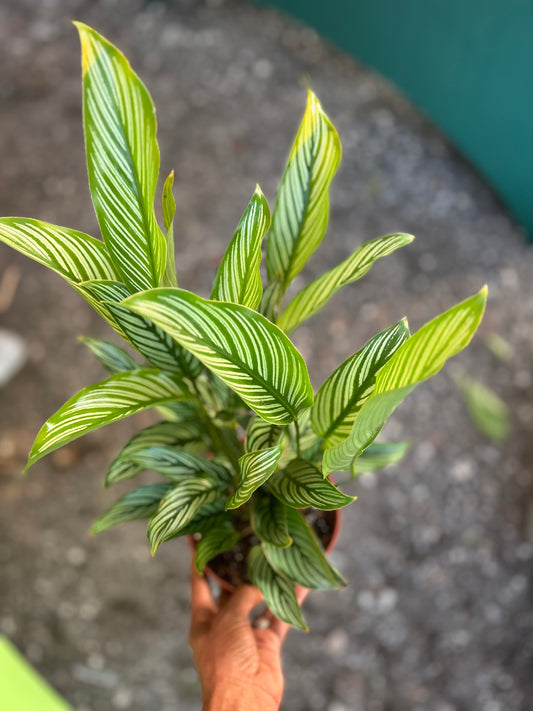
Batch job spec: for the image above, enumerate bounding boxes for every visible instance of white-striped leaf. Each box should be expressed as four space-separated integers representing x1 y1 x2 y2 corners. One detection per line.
225 446 282 509
264 508 345 589
194 524 242 574
106 420 204 486
266 91 341 292
269 459 355 510
351 441 409 476
178 502 228 537
80 336 138 373
245 416 284 453
127 445 233 485
258 279 284 322
278 233 414 333
323 287 488 475
311 320 410 448
82 280 202 378
75 23 166 291
251 495 291 548
161 170 178 287
248 545 307 631
148 477 221 554
92 483 172 533
122 288 314 424
211 186 270 310
26 368 189 470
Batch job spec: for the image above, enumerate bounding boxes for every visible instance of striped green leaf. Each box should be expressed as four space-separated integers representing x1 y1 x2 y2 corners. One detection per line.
269 459 355 510
161 170 178 287
211 186 270 310
351 441 409 476
225 446 282 509
122 288 314 424
258 279 284 322
264 508 345 589
80 336 138 374
323 287 488 475
266 91 341 293
311 320 410 448
278 233 414 334
194 524 242 574
457 375 510 442
126 445 233 485
75 23 166 291
248 545 307 631
26 369 189 470
251 495 291 548
148 477 221 554
82 280 202 378
245 416 284 453
92 483 172 533
178 502 228 537
106 420 204 486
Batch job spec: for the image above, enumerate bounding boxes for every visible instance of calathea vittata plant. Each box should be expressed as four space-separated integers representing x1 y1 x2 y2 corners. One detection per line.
0 24 486 630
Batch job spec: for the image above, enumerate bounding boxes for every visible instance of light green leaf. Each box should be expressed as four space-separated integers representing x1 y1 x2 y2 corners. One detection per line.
278 233 414 334
75 23 166 291
248 545 308 631
269 459 355 510
80 336 138 374
106 420 204 486
312 320 410 448
92 483 172 533
26 368 189 470
161 170 178 287
211 186 270 310
225 446 282 509
264 508 345 589
251 495 291 548
194 524 242 574
148 477 221 554
323 287 488 474
258 279 284 322
351 441 409 475
122 288 314 424
457 375 510 442
266 91 341 293
82 280 202 378
245 416 284 453
126 445 233 485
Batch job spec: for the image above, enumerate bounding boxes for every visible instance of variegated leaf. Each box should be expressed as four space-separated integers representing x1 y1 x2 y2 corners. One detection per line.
194 524 242 574
92 483 172 533
278 233 414 333
225 445 282 509
351 441 409 475
80 336 138 374
323 287 488 475
264 508 345 589
75 23 166 291
248 545 307 631
269 459 355 510
148 477 221 554
311 320 410 448
126 445 233 485
82 280 202 378
161 170 178 287
211 186 270 310
122 288 313 424
251 495 291 548
266 91 341 293
26 369 189 470
178 501 228 537
245 416 284 453
106 420 204 486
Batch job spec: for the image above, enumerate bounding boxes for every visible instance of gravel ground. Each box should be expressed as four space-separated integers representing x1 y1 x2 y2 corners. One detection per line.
1 1 532 710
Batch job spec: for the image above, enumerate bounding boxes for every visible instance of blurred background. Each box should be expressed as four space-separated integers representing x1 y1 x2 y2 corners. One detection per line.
0 1 532 709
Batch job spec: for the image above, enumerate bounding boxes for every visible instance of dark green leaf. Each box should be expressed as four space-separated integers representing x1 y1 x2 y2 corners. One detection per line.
80 336 138 374
251 495 291 548
92 483 172 533
269 459 355 510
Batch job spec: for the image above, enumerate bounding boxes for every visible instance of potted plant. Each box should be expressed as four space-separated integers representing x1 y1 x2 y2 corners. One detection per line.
0 24 486 631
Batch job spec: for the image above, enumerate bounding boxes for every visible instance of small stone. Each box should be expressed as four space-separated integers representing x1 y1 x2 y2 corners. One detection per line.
325 628 349 656
66 546 87 567
0 330 26 386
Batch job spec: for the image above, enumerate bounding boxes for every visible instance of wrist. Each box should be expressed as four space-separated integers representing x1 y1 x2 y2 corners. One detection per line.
203 683 280 711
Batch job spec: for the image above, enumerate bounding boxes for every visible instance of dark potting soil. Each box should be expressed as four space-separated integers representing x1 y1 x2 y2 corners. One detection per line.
206 509 337 588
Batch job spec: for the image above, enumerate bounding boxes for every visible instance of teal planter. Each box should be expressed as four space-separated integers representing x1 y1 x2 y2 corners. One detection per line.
255 0 533 240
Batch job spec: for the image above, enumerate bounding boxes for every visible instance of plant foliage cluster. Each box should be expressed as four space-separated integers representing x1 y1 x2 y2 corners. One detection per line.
0 25 486 629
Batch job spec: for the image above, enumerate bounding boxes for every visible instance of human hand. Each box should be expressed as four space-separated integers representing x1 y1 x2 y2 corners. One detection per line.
188 558 309 711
